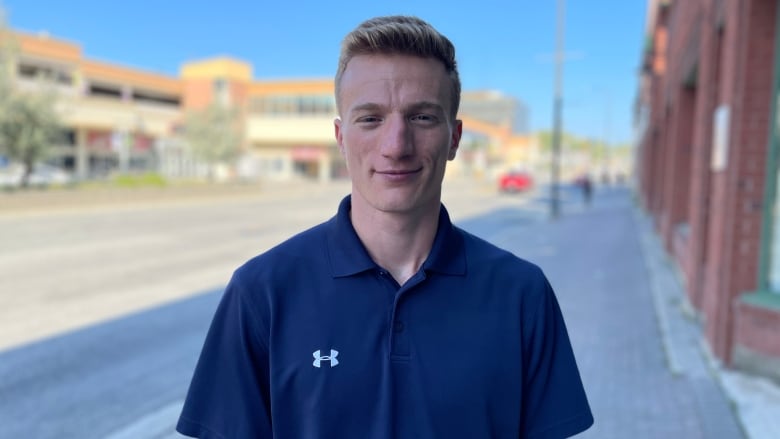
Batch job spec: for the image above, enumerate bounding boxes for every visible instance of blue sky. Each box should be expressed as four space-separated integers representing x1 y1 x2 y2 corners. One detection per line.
3 0 647 145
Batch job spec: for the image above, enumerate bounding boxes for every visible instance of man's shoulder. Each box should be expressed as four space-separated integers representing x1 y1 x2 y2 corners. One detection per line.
457 226 543 277
234 219 332 282
453 226 552 304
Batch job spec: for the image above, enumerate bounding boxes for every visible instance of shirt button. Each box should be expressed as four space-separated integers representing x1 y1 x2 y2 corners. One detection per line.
394 321 405 332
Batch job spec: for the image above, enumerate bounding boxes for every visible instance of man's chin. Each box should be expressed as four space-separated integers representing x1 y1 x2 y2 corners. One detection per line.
354 185 434 214
365 192 417 214
373 199 415 214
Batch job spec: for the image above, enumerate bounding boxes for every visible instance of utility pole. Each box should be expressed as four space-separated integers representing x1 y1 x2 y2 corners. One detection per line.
603 92 612 183
550 0 565 219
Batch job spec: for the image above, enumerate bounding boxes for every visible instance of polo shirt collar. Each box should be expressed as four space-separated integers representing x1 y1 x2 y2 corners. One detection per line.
326 196 377 277
326 195 466 278
423 205 466 276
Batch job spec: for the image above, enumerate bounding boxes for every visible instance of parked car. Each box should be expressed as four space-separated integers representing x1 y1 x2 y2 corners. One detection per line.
0 163 72 190
498 170 534 193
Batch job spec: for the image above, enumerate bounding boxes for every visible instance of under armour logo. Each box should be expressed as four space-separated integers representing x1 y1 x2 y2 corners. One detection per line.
313 349 339 368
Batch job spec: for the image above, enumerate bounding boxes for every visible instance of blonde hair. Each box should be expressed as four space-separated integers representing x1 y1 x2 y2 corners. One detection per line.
335 15 461 119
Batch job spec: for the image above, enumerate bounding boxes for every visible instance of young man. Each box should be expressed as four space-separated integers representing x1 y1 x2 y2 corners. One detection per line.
177 15 593 438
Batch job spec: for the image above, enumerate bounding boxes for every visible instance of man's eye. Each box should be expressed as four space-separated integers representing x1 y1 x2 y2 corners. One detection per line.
357 116 381 123
411 114 437 123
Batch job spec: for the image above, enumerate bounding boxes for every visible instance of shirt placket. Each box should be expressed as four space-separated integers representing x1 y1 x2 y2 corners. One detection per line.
378 269 426 362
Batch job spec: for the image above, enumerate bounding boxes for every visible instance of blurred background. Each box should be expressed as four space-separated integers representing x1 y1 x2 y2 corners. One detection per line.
0 0 779 438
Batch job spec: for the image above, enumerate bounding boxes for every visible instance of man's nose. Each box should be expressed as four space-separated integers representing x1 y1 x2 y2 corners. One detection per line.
380 115 413 159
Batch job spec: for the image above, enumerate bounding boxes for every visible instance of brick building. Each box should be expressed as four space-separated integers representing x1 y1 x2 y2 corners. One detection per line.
636 0 780 380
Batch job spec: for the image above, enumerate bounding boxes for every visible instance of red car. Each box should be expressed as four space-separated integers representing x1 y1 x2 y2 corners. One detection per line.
498 171 534 193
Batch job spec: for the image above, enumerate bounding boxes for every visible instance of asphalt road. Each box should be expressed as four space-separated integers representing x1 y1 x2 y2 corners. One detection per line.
0 180 352 352
0 178 525 352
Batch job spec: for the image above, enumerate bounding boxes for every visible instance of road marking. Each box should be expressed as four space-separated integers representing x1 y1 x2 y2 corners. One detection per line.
103 400 185 439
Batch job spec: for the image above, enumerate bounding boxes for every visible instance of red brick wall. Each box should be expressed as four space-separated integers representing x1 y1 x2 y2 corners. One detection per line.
685 0 719 311
701 0 776 363
657 1 700 254
663 86 696 253
648 106 665 217
645 13 669 218
637 122 652 211
657 106 673 232
734 302 780 357
641 0 778 366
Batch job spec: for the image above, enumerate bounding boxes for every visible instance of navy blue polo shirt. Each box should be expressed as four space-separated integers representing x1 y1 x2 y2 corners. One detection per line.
177 196 593 438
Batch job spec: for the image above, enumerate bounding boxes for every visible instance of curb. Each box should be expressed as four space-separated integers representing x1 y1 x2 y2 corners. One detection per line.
633 203 780 439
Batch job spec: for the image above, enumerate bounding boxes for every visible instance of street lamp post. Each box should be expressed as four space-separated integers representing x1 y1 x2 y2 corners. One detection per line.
550 0 565 219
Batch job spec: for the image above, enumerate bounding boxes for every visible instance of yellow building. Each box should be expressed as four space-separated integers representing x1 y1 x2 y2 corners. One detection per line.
9 30 184 178
2 29 529 182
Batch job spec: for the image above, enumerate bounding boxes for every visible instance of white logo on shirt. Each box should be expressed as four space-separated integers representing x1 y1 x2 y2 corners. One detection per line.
313 349 339 368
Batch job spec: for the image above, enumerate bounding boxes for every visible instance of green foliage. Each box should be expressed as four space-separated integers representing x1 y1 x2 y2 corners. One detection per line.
0 6 15 117
537 130 594 152
111 172 167 188
536 130 632 158
0 8 63 187
0 91 62 163
183 103 243 178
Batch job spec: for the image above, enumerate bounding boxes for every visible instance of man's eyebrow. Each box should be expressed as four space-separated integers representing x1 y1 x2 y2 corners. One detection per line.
349 103 384 114
348 101 446 116
407 101 445 113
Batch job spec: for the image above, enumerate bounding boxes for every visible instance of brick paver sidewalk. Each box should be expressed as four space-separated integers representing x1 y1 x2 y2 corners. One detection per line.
460 186 746 438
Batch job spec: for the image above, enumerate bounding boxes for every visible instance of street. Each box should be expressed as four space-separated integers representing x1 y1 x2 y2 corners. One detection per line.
0 180 745 438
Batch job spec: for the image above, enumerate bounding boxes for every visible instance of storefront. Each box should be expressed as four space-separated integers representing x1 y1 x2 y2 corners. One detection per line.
637 0 780 380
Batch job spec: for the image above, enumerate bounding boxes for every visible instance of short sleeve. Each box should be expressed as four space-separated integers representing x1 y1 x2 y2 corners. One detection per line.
520 272 593 438
177 274 272 438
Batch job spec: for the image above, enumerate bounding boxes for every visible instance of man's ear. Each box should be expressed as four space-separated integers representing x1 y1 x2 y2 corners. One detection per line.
448 119 463 160
334 117 345 156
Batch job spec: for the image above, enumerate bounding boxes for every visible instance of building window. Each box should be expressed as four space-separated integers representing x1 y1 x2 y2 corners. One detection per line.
18 62 73 85
249 95 336 116
88 83 122 99
213 78 230 106
131 89 181 107
60 129 76 147
767 92 780 293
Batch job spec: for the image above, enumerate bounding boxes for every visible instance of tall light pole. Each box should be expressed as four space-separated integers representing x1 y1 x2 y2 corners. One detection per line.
550 0 565 219
602 91 612 182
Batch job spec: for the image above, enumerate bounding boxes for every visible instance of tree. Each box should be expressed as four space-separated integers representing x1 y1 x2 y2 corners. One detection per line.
183 103 243 180
0 91 62 186
0 7 63 187
0 7 14 103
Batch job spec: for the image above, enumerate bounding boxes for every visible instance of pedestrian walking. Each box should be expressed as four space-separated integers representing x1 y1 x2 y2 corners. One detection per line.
580 174 593 206
177 15 593 439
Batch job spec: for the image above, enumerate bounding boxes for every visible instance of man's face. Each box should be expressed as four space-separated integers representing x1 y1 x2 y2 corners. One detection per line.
334 54 462 216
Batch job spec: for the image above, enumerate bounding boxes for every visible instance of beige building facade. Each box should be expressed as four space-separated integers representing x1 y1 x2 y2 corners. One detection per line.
2 29 530 182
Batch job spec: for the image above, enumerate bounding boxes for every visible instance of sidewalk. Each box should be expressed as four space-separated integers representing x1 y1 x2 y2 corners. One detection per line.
633 195 780 439
462 184 780 437
0 179 341 216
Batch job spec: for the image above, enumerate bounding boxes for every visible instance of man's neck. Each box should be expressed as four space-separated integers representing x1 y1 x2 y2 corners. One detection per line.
350 197 440 286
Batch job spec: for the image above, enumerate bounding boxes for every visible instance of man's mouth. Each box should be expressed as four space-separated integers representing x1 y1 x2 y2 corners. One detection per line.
375 168 422 175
